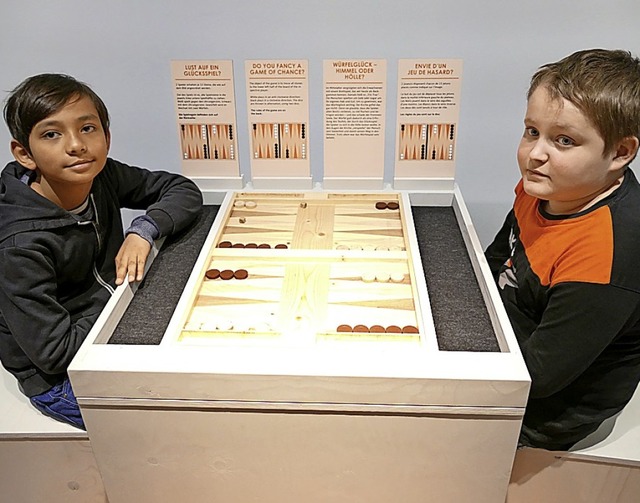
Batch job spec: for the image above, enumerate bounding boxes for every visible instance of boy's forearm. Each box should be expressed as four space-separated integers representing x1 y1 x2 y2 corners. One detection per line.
484 210 515 279
519 282 640 398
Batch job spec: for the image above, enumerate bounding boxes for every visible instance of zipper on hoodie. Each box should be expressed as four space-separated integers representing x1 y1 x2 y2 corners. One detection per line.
79 194 115 295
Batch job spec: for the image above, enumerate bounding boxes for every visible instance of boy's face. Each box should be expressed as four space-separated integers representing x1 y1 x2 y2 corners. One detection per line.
517 86 628 215
13 94 110 190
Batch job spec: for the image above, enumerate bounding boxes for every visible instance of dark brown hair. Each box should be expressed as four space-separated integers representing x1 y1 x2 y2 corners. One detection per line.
3 73 110 153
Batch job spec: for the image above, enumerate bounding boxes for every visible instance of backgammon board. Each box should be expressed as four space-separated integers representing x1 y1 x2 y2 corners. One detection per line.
163 191 435 347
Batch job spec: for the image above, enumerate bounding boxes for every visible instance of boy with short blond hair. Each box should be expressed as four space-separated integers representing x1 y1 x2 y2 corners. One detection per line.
486 49 640 450
0 73 202 428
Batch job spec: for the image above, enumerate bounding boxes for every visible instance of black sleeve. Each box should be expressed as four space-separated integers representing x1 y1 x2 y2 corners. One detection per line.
103 158 203 237
520 281 640 398
484 209 515 280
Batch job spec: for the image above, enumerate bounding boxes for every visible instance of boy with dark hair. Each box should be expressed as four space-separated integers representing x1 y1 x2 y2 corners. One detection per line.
486 49 640 450
0 73 203 429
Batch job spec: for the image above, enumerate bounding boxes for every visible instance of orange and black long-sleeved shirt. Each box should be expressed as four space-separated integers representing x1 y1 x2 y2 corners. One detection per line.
486 168 640 450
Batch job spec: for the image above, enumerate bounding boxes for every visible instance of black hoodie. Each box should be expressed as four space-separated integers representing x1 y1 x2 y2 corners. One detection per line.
0 158 202 396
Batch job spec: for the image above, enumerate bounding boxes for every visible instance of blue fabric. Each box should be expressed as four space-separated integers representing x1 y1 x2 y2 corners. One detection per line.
125 214 160 245
30 378 85 430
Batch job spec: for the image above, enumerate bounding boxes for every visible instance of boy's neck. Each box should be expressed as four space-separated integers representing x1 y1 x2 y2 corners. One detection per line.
543 171 626 215
30 177 93 211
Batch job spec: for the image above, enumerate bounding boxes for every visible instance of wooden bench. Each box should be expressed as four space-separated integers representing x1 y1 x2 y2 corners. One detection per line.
507 382 640 503
0 365 107 502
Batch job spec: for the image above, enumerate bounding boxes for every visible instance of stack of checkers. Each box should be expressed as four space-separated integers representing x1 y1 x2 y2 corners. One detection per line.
205 268 248 280
218 241 288 249
233 200 257 209
375 201 400 210
336 324 419 334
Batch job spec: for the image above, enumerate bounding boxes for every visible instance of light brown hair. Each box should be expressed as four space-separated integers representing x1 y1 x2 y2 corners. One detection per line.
528 49 640 155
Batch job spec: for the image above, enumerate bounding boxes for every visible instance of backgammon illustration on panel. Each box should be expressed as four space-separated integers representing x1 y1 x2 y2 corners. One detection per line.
398 123 456 161
180 123 236 160
170 192 433 346
251 123 307 159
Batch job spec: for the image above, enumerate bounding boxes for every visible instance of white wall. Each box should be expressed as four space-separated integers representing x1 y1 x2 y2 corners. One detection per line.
1 0 638 246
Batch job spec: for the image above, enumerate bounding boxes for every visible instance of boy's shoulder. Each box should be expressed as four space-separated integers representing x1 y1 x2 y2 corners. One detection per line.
607 169 640 287
0 161 71 243
592 168 640 233
512 168 640 289
514 168 640 221
92 157 152 189
1 159 29 180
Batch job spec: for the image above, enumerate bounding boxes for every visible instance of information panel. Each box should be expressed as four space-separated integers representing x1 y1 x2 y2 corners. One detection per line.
323 59 387 189
394 59 463 189
171 60 242 187
245 60 311 188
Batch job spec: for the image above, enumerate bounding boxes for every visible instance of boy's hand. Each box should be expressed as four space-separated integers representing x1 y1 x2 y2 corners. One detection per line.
115 234 152 285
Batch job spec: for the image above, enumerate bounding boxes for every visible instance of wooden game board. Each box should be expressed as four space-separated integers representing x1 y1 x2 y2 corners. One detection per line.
173 192 432 345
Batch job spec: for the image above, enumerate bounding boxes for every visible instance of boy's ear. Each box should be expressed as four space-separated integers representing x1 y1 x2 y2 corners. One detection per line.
612 136 640 168
10 140 37 171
